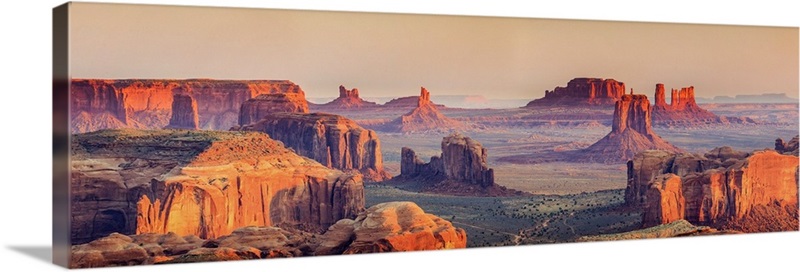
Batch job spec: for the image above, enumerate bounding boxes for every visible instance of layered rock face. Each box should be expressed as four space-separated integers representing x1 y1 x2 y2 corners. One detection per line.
626 147 799 231
238 112 391 181
311 85 381 110
526 77 626 107
577 94 681 163
651 84 723 126
70 129 364 244
775 135 799 155
70 79 305 132
316 202 467 254
380 87 465 133
165 93 199 130
237 93 309 126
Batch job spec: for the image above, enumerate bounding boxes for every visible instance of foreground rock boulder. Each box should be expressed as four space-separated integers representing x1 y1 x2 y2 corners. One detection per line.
237 112 391 181
70 129 364 244
70 79 305 132
238 93 310 126
316 202 467 254
575 94 681 163
626 147 799 232
379 87 466 133
525 77 626 107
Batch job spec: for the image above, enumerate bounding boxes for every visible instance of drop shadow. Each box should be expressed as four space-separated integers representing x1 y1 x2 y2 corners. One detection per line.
7 246 52 264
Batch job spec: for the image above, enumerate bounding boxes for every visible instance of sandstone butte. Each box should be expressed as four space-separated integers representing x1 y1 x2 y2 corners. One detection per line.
379 87 466 133
164 93 200 130
70 129 364 244
650 83 754 126
309 85 381 110
398 132 526 197
525 77 626 107
237 112 392 181
237 92 309 126
626 146 799 232
575 94 681 163
69 79 305 132
70 202 465 268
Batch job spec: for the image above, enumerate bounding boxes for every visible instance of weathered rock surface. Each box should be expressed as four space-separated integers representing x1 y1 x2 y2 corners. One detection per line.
238 93 309 126
310 85 381 110
237 112 391 181
316 202 467 254
578 220 731 242
396 133 525 197
165 93 199 130
70 79 305 132
626 147 799 231
526 78 626 107
576 94 681 163
775 135 799 155
651 84 732 126
70 129 364 244
379 87 466 133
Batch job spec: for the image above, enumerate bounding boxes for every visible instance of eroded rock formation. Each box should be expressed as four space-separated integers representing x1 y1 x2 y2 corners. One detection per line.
311 85 381 110
316 202 467 254
237 112 391 181
165 93 199 130
526 78 626 107
576 94 681 163
70 129 364 244
626 147 799 231
578 220 733 242
650 84 749 126
379 87 465 133
238 93 309 126
70 79 305 132
775 135 799 155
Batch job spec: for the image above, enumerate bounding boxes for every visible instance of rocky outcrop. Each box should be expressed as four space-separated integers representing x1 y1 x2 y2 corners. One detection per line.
165 93 199 130
576 94 681 163
238 93 309 126
70 129 364 244
526 78 626 107
578 220 731 242
237 112 391 181
316 202 467 254
311 85 381 110
379 87 466 133
70 79 305 132
775 135 799 155
626 147 799 231
397 133 525 197
650 84 739 126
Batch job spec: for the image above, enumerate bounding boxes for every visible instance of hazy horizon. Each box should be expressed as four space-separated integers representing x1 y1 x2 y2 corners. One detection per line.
70 3 798 100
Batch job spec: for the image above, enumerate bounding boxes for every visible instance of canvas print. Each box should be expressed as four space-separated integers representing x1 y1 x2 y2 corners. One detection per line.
54 2 799 269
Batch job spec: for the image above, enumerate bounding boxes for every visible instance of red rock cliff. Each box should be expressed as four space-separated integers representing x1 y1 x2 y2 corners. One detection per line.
627 147 799 231
69 129 364 243
165 93 200 130
526 77 626 107
576 94 681 163
238 112 391 181
651 84 721 125
238 93 309 126
70 79 305 132
310 85 381 111
441 133 495 188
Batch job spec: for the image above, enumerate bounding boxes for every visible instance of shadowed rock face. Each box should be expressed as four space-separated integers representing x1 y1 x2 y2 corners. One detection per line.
575 94 681 163
526 77 626 107
70 79 305 132
238 112 391 181
237 93 309 126
70 129 364 244
316 202 467 254
626 147 799 231
379 87 465 133
165 93 199 130
400 133 493 187
775 135 799 155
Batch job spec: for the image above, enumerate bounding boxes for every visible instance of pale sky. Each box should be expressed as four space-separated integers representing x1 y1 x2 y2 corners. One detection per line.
69 2 798 99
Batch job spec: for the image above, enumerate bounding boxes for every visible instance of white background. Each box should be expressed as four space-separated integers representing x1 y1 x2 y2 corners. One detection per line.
1 0 798 271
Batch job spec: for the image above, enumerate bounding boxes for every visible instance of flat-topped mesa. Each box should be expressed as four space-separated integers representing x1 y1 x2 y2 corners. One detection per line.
651 83 724 125
378 87 466 133
237 93 309 126
70 79 305 132
165 93 200 130
237 112 391 181
525 77 626 107
70 129 364 244
626 147 799 232
575 94 680 163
